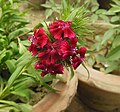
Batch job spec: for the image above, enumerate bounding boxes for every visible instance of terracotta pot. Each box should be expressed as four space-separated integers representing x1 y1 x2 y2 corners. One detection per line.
33 69 78 112
76 65 120 112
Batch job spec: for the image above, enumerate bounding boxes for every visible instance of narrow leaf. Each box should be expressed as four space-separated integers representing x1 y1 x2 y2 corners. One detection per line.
82 62 90 80
107 45 120 61
101 29 114 45
5 59 16 74
70 66 74 80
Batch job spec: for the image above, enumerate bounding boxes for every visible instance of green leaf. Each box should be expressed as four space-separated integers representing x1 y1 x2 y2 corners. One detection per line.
70 66 74 80
107 45 120 61
91 5 99 12
56 75 64 82
112 0 120 6
0 106 19 112
99 14 109 22
41 3 52 8
61 0 71 20
95 35 102 41
0 100 20 110
13 77 34 90
112 35 120 48
19 104 32 112
21 40 30 46
101 29 114 45
0 76 4 91
95 54 106 62
11 88 31 101
7 66 24 87
66 8 79 21
11 16 29 24
95 9 107 14
5 59 16 74
88 58 95 66
0 49 6 63
45 9 53 19
42 75 54 83
8 0 13 4
9 42 18 52
92 43 102 51
0 28 4 32
8 27 31 41
111 16 120 23
1 50 12 63
18 38 27 54
43 82 57 92
109 5 120 13
16 51 33 66
82 62 90 80
105 63 118 73
91 14 98 23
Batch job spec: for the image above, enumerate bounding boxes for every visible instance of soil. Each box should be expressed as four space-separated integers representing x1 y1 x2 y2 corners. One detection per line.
29 85 48 106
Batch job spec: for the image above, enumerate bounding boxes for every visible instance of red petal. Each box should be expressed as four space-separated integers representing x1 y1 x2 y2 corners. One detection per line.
70 37 78 48
77 47 87 58
28 44 38 56
72 57 82 69
67 28 75 38
37 35 48 48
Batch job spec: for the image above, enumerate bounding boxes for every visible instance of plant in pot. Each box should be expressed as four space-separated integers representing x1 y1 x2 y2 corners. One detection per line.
0 0 91 112
77 0 120 111
30 0 91 111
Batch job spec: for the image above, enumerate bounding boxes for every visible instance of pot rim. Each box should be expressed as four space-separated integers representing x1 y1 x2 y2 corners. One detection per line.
77 65 120 94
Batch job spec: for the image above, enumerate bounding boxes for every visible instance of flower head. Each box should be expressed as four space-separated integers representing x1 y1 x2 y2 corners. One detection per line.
77 47 87 58
28 28 49 56
60 40 76 60
34 62 63 77
49 20 75 39
28 20 87 77
72 47 87 69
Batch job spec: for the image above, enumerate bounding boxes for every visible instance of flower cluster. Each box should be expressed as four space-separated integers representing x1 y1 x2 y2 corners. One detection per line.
28 20 86 77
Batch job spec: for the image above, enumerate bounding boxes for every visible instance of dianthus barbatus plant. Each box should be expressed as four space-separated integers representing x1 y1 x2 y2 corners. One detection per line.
28 20 86 77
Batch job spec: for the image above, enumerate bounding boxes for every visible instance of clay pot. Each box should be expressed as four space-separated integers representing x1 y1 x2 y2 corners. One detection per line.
33 69 78 112
76 65 120 112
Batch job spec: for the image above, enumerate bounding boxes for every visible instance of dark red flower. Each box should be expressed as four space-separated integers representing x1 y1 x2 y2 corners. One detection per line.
38 46 61 65
52 40 63 55
34 62 45 69
60 40 77 60
34 28 49 48
34 28 45 38
47 63 63 75
72 56 83 69
28 36 37 45
49 20 75 39
72 47 87 69
77 47 87 58
28 28 49 49
70 37 78 48
28 44 38 56
28 22 86 77
35 62 63 77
